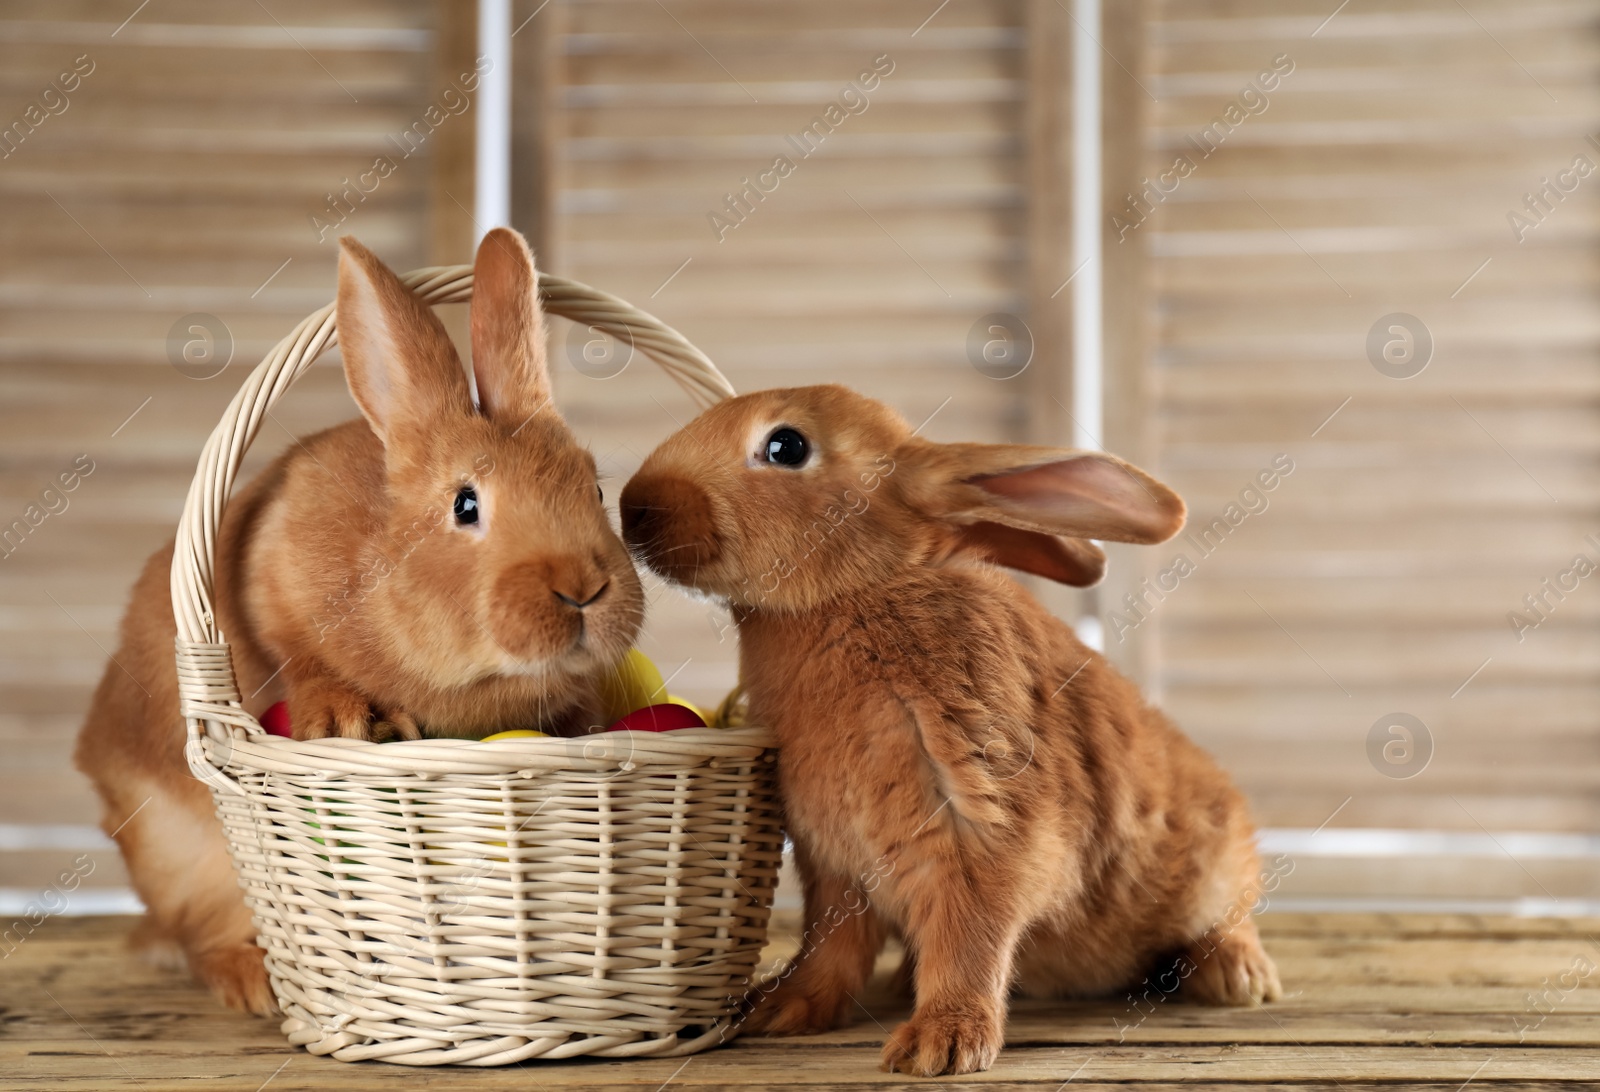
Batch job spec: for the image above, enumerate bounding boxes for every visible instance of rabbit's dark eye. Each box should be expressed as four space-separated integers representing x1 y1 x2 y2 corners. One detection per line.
597 482 604 503
453 485 479 525
764 427 809 467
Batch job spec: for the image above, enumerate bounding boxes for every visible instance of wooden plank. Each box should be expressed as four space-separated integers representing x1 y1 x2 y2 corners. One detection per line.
565 0 1026 35
3 915 1600 1088
1099 0 1156 685
6 0 431 27
510 0 562 264
1017 0 1088 675
1021 0 1071 445
427 0 476 267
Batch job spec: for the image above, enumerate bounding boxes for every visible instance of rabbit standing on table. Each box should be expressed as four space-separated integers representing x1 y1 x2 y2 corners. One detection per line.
621 384 1281 1077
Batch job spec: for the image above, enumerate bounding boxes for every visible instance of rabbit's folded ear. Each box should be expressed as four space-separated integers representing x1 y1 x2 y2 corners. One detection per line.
918 442 1186 546
336 236 472 445
469 227 553 426
952 522 1107 587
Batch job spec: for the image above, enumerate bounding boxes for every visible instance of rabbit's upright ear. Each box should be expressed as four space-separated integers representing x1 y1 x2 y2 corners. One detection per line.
935 443 1185 543
469 227 553 425
910 442 1185 583
336 236 472 446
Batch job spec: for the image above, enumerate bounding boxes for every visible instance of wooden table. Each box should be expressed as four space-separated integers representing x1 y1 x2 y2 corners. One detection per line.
4 912 1599 1090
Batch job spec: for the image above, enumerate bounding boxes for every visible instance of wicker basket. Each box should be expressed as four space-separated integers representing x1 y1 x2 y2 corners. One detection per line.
173 265 783 1065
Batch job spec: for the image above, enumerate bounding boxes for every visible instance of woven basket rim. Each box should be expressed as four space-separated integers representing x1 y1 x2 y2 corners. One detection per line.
204 725 776 780
170 262 760 794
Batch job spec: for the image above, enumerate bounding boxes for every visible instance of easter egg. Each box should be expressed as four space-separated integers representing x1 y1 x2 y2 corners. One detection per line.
597 648 665 722
260 701 292 738
607 702 707 734
666 694 709 722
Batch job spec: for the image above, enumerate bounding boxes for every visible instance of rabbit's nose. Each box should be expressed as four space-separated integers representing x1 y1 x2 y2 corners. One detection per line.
552 581 608 610
546 559 609 611
490 558 615 658
619 472 721 581
492 557 605 623
618 477 661 546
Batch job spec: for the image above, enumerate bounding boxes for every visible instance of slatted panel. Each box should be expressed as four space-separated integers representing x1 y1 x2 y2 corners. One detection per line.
0 3 439 901
1141 0 1600 858
545 0 1031 698
8 0 1588 917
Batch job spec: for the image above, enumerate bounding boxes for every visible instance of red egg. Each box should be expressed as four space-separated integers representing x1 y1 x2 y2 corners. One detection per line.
260 701 293 738
606 703 706 733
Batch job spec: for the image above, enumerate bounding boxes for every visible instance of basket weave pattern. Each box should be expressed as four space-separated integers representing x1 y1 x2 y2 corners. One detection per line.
173 267 782 1064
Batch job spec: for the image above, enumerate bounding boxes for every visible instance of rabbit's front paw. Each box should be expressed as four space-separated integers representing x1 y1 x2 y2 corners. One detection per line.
192 941 277 1016
741 978 852 1035
880 1003 1003 1076
290 679 419 741
290 681 373 739
371 708 421 741
1184 928 1282 1006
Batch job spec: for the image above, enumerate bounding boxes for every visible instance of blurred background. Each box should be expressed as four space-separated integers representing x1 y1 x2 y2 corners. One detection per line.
2 0 1597 918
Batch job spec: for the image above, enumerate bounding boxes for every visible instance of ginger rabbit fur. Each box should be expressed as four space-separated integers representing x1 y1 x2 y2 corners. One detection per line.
620 384 1281 1077
75 229 644 1015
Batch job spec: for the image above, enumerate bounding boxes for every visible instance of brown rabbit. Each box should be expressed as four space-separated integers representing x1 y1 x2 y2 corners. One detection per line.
620 384 1281 1076
75 229 644 1014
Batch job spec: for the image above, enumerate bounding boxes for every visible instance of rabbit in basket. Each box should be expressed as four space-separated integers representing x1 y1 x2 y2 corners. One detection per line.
75 229 644 1014
620 384 1281 1076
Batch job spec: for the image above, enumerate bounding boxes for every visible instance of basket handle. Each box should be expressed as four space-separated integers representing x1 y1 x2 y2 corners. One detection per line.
172 265 737 794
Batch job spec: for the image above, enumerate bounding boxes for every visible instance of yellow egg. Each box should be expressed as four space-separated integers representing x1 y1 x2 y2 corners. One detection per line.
598 648 665 722
666 693 709 722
